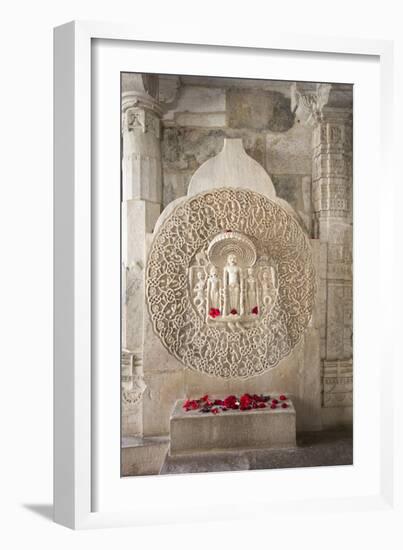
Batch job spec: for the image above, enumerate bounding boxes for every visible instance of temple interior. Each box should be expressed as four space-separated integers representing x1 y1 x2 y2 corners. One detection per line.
121 73 353 476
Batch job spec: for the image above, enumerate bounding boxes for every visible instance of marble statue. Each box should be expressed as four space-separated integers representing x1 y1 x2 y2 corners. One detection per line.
223 253 242 315
206 266 221 312
187 230 278 327
246 268 258 314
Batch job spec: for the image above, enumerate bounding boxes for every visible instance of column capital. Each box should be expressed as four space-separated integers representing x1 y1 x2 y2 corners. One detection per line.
122 73 163 116
291 83 353 127
291 82 332 126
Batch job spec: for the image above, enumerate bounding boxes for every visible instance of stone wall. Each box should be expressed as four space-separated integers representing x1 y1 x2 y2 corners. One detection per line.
121 74 353 441
160 76 313 236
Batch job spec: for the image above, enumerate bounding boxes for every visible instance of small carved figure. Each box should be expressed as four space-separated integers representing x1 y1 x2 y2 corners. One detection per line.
246 268 258 314
193 271 205 313
195 250 209 266
261 269 274 308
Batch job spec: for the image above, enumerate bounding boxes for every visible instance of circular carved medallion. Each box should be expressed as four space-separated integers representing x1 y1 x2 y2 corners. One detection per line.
146 188 315 379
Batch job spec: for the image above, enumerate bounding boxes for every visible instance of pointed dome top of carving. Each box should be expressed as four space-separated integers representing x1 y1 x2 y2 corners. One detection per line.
187 138 276 199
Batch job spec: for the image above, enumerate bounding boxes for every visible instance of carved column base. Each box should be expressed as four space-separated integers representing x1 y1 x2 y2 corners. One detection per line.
122 349 146 437
322 359 353 408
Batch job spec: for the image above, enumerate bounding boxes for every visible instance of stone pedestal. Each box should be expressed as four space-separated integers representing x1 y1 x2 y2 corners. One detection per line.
169 397 296 456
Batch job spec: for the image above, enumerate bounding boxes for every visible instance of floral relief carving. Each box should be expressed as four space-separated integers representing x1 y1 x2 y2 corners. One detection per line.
146 188 315 379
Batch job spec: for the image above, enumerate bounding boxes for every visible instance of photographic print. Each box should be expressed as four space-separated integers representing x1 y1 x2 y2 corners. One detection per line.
120 73 353 476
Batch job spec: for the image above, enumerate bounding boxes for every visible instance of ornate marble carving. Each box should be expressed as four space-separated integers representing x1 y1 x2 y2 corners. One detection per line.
188 231 278 326
146 188 315 379
322 359 353 407
121 349 146 409
291 83 332 126
122 107 160 138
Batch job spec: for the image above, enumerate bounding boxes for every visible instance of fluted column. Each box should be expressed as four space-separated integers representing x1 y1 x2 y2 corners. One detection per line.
292 83 353 412
121 74 163 436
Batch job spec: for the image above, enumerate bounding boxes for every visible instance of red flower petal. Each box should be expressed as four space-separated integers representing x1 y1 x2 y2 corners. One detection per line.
251 306 258 315
230 308 238 315
214 399 224 406
240 393 252 408
272 398 279 405
279 394 287 401
281 403 288 409
211 407 220 414
224 395 237 408
209 308 221 318
258 402 266 408
270 403 277 409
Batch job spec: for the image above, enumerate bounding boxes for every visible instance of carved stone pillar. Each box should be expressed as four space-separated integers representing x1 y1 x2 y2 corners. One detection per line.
292 83 353 416
121 74 163 436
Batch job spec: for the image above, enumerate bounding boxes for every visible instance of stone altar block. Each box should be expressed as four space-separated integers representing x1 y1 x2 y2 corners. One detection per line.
169 397 296 456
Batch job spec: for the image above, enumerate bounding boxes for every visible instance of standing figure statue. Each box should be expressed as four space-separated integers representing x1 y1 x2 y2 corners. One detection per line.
207 266 221 313
223 254 242 315
246 268 258 314
261 267 276 309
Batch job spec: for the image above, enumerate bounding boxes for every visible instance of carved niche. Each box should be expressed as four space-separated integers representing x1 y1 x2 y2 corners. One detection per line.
146 188 315 379
188 231 278 327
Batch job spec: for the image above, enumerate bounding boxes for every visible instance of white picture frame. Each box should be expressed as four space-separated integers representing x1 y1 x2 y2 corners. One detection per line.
54 21 398 530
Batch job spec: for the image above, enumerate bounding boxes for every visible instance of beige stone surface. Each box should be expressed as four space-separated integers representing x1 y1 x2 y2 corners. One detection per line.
227 88 294 132
174 112 226 128
166 85 226 116
170 397 296 455
162 171 191 209
187 138 276 198
142 370 185 436
121 436 169 476
298 328 322 430
266 124 313 175
321 406 353 428
142 312 183 373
